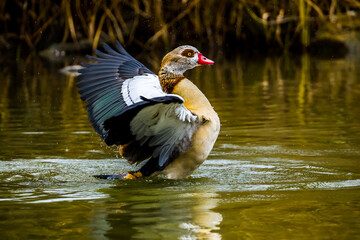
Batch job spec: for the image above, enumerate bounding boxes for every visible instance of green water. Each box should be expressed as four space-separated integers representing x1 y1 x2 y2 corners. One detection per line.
0 53 360 239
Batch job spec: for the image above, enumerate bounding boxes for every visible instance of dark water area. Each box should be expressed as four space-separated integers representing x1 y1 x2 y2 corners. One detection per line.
0 51 360 239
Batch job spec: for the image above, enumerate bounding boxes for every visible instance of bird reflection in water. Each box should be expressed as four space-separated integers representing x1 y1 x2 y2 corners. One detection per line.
95 182 223 239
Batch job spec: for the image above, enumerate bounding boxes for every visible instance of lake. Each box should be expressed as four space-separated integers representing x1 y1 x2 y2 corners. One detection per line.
0 50 359 239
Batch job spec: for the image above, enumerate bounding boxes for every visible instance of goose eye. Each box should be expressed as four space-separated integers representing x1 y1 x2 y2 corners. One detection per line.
181 49 195 58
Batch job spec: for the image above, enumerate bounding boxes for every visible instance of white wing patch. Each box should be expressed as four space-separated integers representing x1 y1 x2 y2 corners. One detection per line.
121 74 166 105
130 103 198 166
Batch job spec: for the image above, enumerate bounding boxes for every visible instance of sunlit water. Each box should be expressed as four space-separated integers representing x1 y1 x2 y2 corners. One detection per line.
0 53 360 239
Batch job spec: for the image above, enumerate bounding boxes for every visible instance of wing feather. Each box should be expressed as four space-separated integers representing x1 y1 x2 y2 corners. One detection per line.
129 103 199 167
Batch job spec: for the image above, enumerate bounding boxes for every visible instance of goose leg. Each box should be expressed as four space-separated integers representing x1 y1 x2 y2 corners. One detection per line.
93 171 142 180
93 157 162 179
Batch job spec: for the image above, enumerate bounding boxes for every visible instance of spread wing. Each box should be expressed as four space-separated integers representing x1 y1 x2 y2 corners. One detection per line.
78 41 160 138
77 41 199 167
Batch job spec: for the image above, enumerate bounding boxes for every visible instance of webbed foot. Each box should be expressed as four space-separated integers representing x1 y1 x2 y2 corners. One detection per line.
93 171 143 180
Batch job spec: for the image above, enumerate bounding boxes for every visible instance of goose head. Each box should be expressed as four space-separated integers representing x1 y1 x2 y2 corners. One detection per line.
159 45 214 75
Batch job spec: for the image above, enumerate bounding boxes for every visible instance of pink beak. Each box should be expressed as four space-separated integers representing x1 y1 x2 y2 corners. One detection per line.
197 53 214 65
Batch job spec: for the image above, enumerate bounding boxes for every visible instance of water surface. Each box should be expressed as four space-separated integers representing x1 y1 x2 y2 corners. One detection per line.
0 52 360 239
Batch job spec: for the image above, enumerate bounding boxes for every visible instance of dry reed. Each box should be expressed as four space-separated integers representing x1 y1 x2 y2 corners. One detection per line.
0 0 359 52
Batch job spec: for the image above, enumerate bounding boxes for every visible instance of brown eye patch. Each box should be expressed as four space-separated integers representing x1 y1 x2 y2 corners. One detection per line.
181 49 195 57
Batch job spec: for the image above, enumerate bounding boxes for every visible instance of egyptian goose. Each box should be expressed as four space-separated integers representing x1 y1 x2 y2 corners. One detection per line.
77 42 220 179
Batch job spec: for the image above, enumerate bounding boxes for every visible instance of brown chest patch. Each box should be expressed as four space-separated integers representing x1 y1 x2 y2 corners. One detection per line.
158 70 185 93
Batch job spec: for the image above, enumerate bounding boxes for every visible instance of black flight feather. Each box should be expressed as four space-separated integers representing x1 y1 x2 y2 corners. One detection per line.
77 41 155 139
103 95 184 146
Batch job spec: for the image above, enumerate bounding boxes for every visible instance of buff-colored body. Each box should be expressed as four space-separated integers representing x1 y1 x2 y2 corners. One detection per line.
161 79 220 178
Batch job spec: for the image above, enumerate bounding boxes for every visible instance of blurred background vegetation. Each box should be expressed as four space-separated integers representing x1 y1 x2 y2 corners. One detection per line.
0 0 360 57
